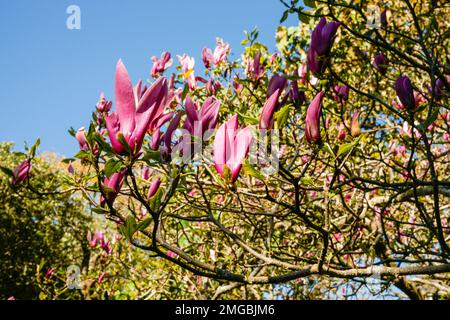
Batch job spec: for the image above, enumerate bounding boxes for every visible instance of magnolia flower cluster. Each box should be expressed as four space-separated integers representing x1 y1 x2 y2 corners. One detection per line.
68 16 449 211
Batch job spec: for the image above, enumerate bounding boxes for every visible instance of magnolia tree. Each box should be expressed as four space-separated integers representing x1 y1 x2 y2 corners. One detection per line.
12 0 449 299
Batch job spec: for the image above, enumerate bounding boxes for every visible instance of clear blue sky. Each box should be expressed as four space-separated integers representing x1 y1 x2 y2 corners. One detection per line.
0 0 298 156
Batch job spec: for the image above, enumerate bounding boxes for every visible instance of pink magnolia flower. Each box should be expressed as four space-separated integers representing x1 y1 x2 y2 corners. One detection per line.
88 230 105 247
67 161 75 175
11 159 31 186
393 91 426 112
151 52 173 78
177 54 196 90
215 194 224 204
289 80 305 106
305 91 324 143
147 177 161 199
332 233 343 242
100 171 126 207
389 142 407 157
337 124 346 140
301 155 310 165
298 63 308 85
45 268 55 280
395 76 415 110
148 112 175 150
138 207 147 220
96 92 112 113
372 53 387 75
278 144 288 158
88 231 112 254
202 47 213 69
97 272 108 285
213 115 253 183
75 127 89 151
307 17 341 75
270 52 278 64
267 74 287 98
160 112 183 160
332 85 349 102
259 89 280 130
205 79 221 96
250 50 264 79
400 121 421 139
167 250 177 259
142 166 153 180
212 38 230 65
233 75 243 92
167 74 183 108
444 132 450 142
105 60 168 155
344 193 352 203
187 188 198 197
183 96 221 138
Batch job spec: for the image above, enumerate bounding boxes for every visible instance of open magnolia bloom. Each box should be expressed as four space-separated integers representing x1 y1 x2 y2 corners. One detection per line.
307 17 341 75
183 95 221 138
105 60 168 156
213 115 253 183
100 171 125 208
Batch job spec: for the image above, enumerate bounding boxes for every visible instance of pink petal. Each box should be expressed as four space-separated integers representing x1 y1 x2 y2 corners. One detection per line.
105 113 126 154
185 95 199 122
133 77 168 151
230 126 253 182
147 178 161 199
259 89 279 130
115 59 136 137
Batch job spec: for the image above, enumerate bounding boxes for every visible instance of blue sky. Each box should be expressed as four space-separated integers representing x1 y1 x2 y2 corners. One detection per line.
0 0 298 156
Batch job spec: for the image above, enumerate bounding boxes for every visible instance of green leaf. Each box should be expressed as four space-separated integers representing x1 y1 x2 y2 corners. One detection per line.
74 150 91 161
92 132 112 153
181 83 190 101
68 127 76 137
0 166 14 177
143 149 162 163
30 138 40 157
275 104 292 127
117 133 132 155
91 207 109 215
321 143 335 157
137 218 152 232
149 188 164 212
13 151 26 157
298 11 311 24
424 107 440 128
242 161 265 181
300 176 314 185
337 140 358 157
237 111 259 125
104 159 123 177
61 158 75 164
280 10 289 23
119 216 138 242
304 0 316 8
